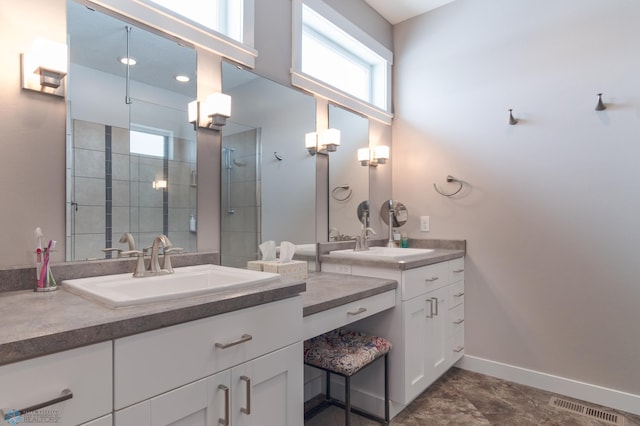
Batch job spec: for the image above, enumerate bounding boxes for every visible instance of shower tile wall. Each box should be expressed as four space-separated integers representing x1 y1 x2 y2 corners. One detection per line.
71 119 196 260
221 129 260 268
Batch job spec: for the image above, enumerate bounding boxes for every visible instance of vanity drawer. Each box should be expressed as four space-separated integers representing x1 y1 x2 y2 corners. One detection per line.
448 303 465 335
401 262 449 300
448 281 465 308
0 342 112 426
114 296 301 409
449 257 465 283
303 290 396 340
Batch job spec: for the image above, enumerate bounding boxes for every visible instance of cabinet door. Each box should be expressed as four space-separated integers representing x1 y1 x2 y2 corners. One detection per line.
402 295 429 402
115 371 230 426
424 287 448 386
232 343 303 426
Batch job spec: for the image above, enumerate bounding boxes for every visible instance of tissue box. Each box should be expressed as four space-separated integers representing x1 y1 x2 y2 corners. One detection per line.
247 260 265 271
262 260 308 280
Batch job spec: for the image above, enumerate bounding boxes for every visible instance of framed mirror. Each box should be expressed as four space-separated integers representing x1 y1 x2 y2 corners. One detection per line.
66 0 197 261
220 62 316 268
328 104 369 241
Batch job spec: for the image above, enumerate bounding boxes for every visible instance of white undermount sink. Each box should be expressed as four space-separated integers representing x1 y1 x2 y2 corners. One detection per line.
329 246 435 261
62 264 281 308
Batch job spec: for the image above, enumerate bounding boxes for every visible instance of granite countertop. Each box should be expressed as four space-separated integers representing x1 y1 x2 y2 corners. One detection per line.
0 276 305 367
319 248 465 270
301 272 398 317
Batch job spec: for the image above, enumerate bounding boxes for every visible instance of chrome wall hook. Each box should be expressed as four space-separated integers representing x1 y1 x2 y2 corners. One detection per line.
508 109 518 125
274 152 284 161
595 93 606 111
433 175 464 197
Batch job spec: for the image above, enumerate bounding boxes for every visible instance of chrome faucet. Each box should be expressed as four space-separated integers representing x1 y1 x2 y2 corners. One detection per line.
150 234 172 274
354 227 376 251
119 232 136 251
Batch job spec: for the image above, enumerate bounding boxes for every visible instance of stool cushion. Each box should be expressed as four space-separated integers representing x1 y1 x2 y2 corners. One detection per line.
304 329 392 376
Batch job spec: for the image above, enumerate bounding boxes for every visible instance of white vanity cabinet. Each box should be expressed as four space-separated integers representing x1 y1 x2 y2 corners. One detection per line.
323 255 465 410
113 297 303 426
0 342 112 426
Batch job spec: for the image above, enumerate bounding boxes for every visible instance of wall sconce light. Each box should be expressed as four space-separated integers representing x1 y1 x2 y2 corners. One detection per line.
358 146 390 167
152 179 167 190
187 92 232 130
21 38 68 97
305 128 341 155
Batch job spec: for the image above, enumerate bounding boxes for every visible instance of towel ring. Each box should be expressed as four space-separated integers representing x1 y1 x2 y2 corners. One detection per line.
331 184 353 202
433 175 464 197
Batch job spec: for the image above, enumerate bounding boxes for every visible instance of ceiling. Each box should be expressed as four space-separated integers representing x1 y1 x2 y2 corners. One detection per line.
364 0 456 24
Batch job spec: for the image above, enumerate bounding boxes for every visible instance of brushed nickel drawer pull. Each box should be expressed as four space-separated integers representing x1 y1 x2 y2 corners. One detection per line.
215 334 253 349
240 376 251 415
453 346 464 353
347 307 367 316
424 277 439 282
454 291 465 297
454 318 465 325
426 298 434 318
2 389 73 421
432 297 439 316
218 384 229 425
453 269 465 273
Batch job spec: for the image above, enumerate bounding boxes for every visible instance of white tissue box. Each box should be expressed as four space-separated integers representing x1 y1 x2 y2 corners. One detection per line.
261 260 308 280
247 260 265 271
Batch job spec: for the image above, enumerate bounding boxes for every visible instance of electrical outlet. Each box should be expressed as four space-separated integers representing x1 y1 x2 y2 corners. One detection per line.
420 216 430 232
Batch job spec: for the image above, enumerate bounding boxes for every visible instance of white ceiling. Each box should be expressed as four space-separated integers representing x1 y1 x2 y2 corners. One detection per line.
364 0 456 24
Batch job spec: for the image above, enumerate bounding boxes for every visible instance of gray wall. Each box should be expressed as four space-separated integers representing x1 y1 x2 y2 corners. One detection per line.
393 0 640 397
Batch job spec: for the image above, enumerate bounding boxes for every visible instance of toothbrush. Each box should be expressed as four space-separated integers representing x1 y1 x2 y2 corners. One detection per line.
35 228 43 287
39 240 53 288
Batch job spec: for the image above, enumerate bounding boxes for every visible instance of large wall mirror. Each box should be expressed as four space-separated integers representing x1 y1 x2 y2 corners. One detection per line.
221 62 316 268
66 0 197 261
328 104 369 241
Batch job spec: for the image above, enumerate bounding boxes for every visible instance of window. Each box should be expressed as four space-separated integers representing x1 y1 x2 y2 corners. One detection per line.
292 0 393 124
149 0 244 43
130 125 173 159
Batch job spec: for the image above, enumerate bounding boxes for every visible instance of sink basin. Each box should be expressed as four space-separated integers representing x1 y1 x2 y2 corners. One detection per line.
329 246 435 261
62 264 281 308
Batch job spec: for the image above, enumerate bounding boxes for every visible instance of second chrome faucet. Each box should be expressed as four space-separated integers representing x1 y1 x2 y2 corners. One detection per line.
122 234 183 277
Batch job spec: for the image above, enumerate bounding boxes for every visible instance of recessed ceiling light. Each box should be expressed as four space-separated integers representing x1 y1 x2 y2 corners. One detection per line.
119 57 137 66
175 75 190 83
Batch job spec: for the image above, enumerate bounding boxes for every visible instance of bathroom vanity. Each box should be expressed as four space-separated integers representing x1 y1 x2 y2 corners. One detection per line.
320 243 465 416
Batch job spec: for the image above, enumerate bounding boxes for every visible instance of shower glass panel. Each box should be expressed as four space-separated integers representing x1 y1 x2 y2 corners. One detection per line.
221 127 261 268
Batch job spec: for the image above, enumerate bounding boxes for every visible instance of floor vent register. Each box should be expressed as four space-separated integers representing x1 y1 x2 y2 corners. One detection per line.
549 396 625 426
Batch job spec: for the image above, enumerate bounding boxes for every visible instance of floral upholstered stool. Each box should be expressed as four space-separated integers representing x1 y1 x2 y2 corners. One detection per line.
303 329 392 426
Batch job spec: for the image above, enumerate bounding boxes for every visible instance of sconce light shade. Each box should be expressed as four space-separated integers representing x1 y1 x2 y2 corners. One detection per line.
319 128 341 152
152 179 167 190
205 92 231 127
21 38 68 97
358 148 370 166
358 145 390 167
305 132 318 156
374 145 390 164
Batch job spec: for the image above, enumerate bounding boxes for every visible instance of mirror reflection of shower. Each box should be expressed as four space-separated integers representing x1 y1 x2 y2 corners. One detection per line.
223 147 237 214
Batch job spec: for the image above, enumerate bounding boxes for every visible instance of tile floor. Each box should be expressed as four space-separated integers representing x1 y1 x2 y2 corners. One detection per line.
305 368 640 425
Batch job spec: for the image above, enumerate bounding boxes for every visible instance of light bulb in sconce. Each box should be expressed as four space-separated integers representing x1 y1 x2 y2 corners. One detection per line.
205 92 231 127
152 179 167 190
21 38 68 96
374 146 390 164
319 128 341 152
358 148 370 166
305 132 318 156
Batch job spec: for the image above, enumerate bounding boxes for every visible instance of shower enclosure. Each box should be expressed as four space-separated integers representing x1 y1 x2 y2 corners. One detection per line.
220 128 261 268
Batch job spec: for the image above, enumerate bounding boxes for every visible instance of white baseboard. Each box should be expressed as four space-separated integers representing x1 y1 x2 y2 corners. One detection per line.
456 355 640 417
